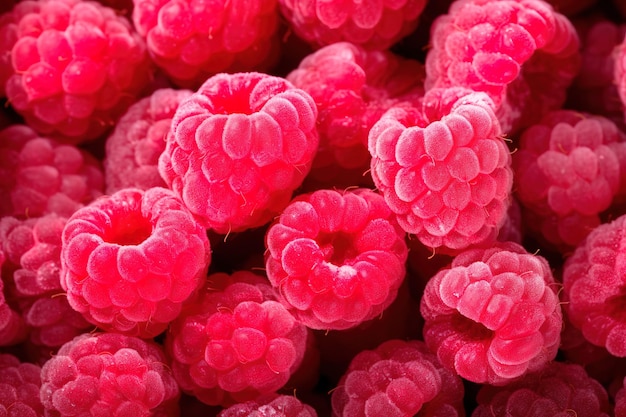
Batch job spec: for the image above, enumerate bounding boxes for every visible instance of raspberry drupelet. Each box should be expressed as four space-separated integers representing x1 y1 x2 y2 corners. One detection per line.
420 241 562 385
368 87 512 253
218 394 318 417
0 353 44 416
158 72 319 235
265 188 408 331
165 271 309 407
60 187 211 338
0 0 154 143
40 332 180 417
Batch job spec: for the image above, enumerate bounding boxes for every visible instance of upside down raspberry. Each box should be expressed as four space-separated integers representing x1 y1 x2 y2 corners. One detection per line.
165 271 309 407
420 241 562 385
158 72 319 234
60 187 211 338
218 394 318 417
0 353 44 416
368 87 512 252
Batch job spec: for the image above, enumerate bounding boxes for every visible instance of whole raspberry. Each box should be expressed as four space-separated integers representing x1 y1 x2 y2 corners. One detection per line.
40 332 180 417
0 248 27 346
158 72 319 234
613 24 626 125
278 0 427 51
218 394 317 417
0 124 104 219
265 188 408 330
368 87 512 252
165 271 309 407
331 339 465 417
60 187 211 338
0 0 153 143
425 0 580 134
286 42 425 190
104 88 192 193
132 0 281 88
472 362 610 417
513 110 624 251
0 353 44 416
420 241 562 385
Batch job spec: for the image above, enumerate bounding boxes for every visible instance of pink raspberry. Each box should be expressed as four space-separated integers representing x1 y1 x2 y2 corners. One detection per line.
0 248 27 346
265 188 408 330
132 0 281 88
331 339 465 417
104 88 192 194
368 87 512 252
278 0 427 51
612 23 626 125
286 42 425 189
513 110 624 251
158 72 319 234
472 362 610 417
165 271 309 407
60 187 211 338
40 332 180 417
420 241 562 385
425 0 580 134
0 0 153 143
218 394 317 417
0 353 44 416
0 124 104 219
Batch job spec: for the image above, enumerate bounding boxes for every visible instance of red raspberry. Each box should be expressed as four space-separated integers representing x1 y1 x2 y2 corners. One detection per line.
278 0 427 51
0 0 153 143
40 332 180 417
132 0 281 88
420 242 562 385
60 187 211 338
368 87 512 252
425 0 580 134
265 188 408 330
286 42 425 189
0 353 44 416
513 110 624 251
158 72 319 234
218 394 317 417
0 248 27 346
331 339 465 417
0 125 104 219
104 88 192 194
165 271 309 407
612 23 626 125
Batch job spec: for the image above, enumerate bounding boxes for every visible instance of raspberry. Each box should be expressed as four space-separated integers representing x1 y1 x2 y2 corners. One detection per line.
158 72 319 234
0 0 153 143
473 362 611 417
286 42 425 189
104 88 192 194
420 241 562 385
60 187 211 338
278 0 427 51
0 124 104 219
218 394 317 417
0 353 44 416
612 23 626 125
132 0 281 88
513 110 624 251
331 339 464 417
40 332 180 417
368 87 512 252
425 0 580 134
265 188 408 330
165 271 309 407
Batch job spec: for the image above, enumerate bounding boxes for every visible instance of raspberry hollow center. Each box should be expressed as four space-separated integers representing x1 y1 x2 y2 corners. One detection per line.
317 231 358 265
452 314 494 341
104 211 153 246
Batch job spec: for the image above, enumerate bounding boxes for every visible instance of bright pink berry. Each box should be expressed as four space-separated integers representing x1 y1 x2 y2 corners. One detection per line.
132 0 281 88
368 87 512 252
420 241 562 385
40 332 180 417
60 187 211 338
158 72 319 234
104 88 192 194
165 271 309 407
218 394 318 417
0 353 44 416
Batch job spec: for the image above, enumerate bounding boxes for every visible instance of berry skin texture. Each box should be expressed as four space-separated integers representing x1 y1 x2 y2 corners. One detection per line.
40 332 180 417
368 87 512 252
278 0 427 51
218 394 318 417
331 339 465 417
60 187 211 338
165 271 309 407
265 188 408 331
158 72 319 234
104 88 193 194
0 353 44 416
0 0 154 143
420 241 562 385
132 0 281 88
